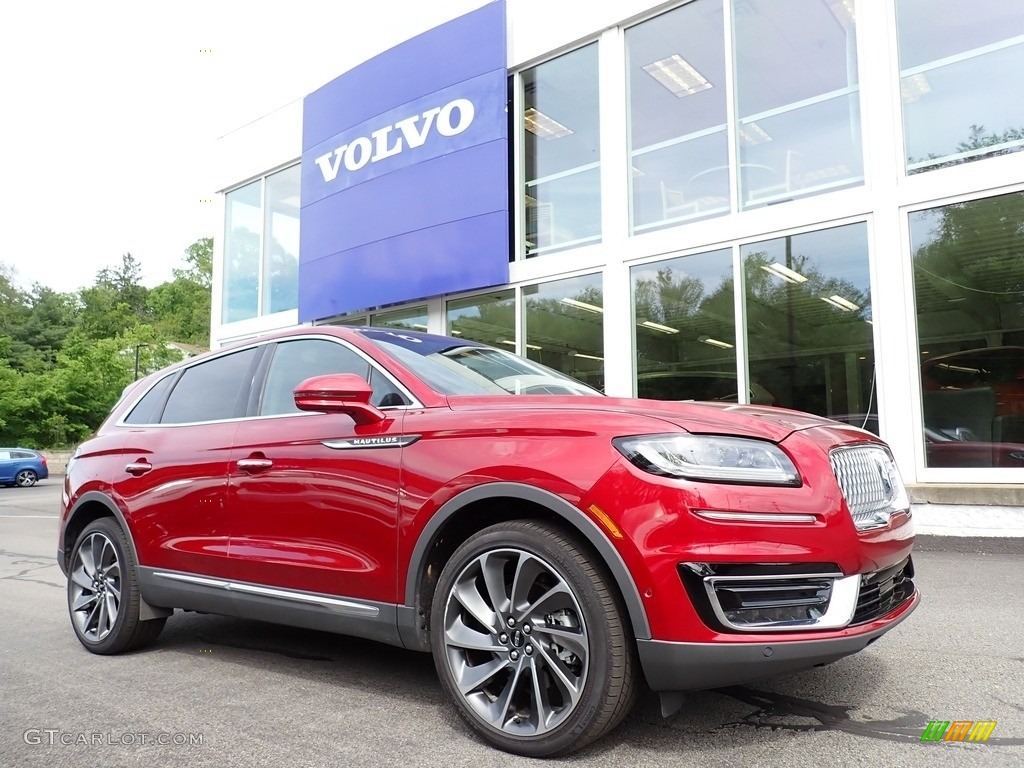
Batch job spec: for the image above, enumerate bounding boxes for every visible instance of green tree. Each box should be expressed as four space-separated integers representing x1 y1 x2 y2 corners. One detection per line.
0 239 213 447
912 192 1024 345
178 237 213 289
80 253 150 339
148 238 213 345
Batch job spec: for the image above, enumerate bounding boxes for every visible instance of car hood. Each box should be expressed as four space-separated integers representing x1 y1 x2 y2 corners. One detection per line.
445 396 849 443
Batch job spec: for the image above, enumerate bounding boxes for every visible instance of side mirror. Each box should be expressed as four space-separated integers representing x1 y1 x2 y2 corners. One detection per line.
293 374 385 425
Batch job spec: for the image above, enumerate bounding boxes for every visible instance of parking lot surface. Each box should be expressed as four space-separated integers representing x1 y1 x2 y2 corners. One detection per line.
1 481 1021 767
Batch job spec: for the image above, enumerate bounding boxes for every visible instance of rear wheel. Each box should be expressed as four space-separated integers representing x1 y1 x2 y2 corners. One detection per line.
431 520 637 757
15 469 37 487
67 518 166 654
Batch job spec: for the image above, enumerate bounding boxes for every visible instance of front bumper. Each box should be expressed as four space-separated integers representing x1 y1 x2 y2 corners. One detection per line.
637 587 919 692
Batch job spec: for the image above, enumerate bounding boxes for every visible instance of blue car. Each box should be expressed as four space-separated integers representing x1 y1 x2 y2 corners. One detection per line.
0 448 49 487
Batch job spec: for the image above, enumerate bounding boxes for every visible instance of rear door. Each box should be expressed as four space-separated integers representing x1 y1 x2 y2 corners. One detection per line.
118 347 261 578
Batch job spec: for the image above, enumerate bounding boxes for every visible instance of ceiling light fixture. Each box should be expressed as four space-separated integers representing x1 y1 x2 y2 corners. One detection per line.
560 298 604 314
574 352 604 361
821 294 860 312
738 122 773 145
827 0 856 28
901 73 932 103
760 262 808 284
641 320 680 334
699 336 734 349
642 54 712 98
524 107 574 139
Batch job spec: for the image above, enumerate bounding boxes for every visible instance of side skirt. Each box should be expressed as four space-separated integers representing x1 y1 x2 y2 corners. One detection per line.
137 567 407 649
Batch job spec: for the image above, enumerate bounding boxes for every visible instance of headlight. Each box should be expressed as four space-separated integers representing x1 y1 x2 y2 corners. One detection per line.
613 434 801 486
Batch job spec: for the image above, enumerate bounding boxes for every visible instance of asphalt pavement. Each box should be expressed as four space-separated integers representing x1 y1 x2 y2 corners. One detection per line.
1 480 1021 767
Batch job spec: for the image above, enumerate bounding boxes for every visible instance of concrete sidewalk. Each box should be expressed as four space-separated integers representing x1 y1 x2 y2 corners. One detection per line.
911 503 1024 537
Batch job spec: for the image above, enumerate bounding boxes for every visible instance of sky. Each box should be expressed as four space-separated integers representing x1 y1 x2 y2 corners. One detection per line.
0 0 483 295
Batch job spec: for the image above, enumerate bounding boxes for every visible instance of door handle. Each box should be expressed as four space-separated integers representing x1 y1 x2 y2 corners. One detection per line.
125 461 152 476
237 457 274 473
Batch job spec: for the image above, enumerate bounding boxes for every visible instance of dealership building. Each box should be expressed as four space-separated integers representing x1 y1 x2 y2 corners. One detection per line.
210 0 1024 512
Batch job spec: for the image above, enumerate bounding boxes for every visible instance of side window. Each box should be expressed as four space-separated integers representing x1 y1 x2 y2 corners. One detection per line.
12 451 34 459
123 374 177 424
260 339 412 415
260 339 371 416
0 451 11 460
369 368 411 408
162 348 259 424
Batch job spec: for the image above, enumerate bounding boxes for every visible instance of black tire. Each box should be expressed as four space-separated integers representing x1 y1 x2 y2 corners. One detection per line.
430 520 638 757
15 469 37 487
67 518 166 654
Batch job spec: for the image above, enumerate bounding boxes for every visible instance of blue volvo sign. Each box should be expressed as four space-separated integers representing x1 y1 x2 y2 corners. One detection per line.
299 1 509 322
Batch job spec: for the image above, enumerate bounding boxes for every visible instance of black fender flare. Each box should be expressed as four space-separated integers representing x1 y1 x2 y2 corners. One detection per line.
403 482 651 641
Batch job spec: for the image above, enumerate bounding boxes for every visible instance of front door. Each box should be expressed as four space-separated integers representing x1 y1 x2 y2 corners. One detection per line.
227 337 410 603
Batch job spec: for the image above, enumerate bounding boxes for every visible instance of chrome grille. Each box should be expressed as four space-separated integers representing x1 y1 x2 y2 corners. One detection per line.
829 445 907 530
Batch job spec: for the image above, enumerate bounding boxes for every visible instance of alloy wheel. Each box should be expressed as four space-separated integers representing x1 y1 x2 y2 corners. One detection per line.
441 547 589 736
69 531 123 643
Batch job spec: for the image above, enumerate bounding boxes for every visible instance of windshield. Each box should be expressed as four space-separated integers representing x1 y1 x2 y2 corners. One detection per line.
360 329 602 397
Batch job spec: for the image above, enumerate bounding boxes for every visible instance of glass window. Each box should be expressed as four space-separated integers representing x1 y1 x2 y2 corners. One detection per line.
742 223 875 420
362 331 599 396
524 274 604 390
632 249 741 401
330 316 369 327
123 374 177 424
627 0 729 233
897 0 1024 172
162 348 259 424
370 306 428 331
523 44 601 256
912 192 1024 468
261 339 375 416
223 180 261 323
263 166 300 314
447 290 515 347
733 0 863 208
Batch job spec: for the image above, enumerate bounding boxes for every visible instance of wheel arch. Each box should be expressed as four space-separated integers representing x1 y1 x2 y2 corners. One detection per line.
399 482 650 651
61 491 171 620
61 492 136 573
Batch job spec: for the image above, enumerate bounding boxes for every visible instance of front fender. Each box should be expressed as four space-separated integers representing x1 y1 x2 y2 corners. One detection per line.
400 482 651 650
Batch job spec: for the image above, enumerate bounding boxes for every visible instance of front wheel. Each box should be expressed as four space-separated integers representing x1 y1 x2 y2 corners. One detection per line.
15 469 37 487
431 520 637 757
67 518 166 654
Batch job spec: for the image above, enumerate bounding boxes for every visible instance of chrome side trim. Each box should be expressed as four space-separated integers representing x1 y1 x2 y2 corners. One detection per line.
694 510 818 524
152 571 380 617
703 572 861 632
322 435 421 450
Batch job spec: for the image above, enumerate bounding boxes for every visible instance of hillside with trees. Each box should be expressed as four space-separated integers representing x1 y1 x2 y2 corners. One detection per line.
0 238 212 447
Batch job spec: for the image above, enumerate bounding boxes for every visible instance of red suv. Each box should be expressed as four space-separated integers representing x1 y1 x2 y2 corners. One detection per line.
58 327 917 757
